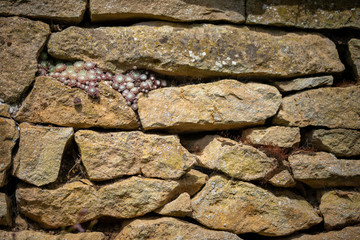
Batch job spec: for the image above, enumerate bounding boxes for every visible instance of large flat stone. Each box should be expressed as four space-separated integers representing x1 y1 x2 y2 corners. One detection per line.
191 174 322 236
90 0 245 24
47 23 344 78
15 77 139 129
348 38 360 81
247 0 360 29
274 86 360 129
138 80 281 132
0 0 87 24
0 17 50 103
0 230 105 240
75 130 195 181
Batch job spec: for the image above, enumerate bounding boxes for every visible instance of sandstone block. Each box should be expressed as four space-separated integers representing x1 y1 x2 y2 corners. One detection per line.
12 123 73 186
0 104 10 118
15 77 139 129
348 38 360 81
175 169 209 196
0 230 105 240
47 24 344 78
0 193 11 226
272 75 334 93
288 152 360 188
247 0 360 29
0 17 50 103
269 169 296 188
90 0 245 24
138 80 281 132
191 174 322 236
155 192 192 217
274 86 360 129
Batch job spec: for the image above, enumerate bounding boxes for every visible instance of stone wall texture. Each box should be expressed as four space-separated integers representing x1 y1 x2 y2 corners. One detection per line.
0 1 360 240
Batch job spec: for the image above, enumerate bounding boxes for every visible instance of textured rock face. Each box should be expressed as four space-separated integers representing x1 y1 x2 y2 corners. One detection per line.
12 123 73 186
90 0 245 24
319 190 360 230
138 80 281 132
115 217 242 240
0 230 105 240
0 104 10 118
175 169 208 196
288 152 360 188
308 129 360 157
155 192 192 217
269 169 296 188
0 17 50 103
191 135 278 181
272 76 334 93
15 77 139 129
0 0 87 24
47 24 344 78
348 39 360 81
191 175 322 236
0 193 11 226
16 177 180 228
282 226 360 240
274 86 360 129
242 126 301 148
0 117 19 187
247 0 360 29
75 130 195 181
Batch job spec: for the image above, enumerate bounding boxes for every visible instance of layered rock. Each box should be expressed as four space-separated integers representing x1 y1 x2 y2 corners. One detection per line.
272 76 334 93
288 152 360 188
47 23 344 78
0 17 50 103
12 123 73 186
348 38 360 81
281 225 360 240
274 86 360 129
0 0 87 24
138 80 281 132
155 192 192 217
90 0 245 24
75 130 195 180
15 77 139 129
0 193 11 226
0 230 105 240
247 0 360 29
191 174 322 236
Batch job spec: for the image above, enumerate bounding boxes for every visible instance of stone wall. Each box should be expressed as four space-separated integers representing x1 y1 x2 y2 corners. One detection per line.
0 1 360 239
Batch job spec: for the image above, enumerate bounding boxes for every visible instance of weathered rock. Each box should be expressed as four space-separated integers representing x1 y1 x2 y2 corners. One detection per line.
115 217 242 240
247 0 360 29
269 169 296 188
319 190 360 230
138 80 281 132
47 24 344 78
0 0 87 24
0 193 11 226
348 39 360 81
90 0 245 24
155 192 192 217
0 17 50 103
272 76 334 93
12 123 73 186
288 152 360 188
75 130 195 181
191 174 322 236
15 77 139 129
308 129 360 157
0 104 10 118
16 177 180 228
190 135 278 181
242 126 301 148
175 169 209 196
0 117 19 187
273 86 360 129
0 230 105 240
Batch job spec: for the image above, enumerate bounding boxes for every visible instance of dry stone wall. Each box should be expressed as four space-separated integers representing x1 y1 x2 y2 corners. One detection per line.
0 1 360 239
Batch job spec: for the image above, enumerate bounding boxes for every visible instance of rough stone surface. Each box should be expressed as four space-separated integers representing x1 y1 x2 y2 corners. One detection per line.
75 130 195 181
47 24 344 79
0 230 105 240
308 129 360 157
175 169 208 196
191 174 322 236
12 123 73 187
0 193 11 226
272 75 334 93
288 152 360 188
138 80 281 132
190 135 278 181
0 104 10 118
155 192 192 217
115 217 242 240
247 0 360 30
90 0 245 24
0 0 87 24
16 177 181 228
319 190 360 230
0 17 50 103
269 169 296 188
0 117 19 187
274 86 360 129
242 126 301 148
15 77 139 129
348 39 360 81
